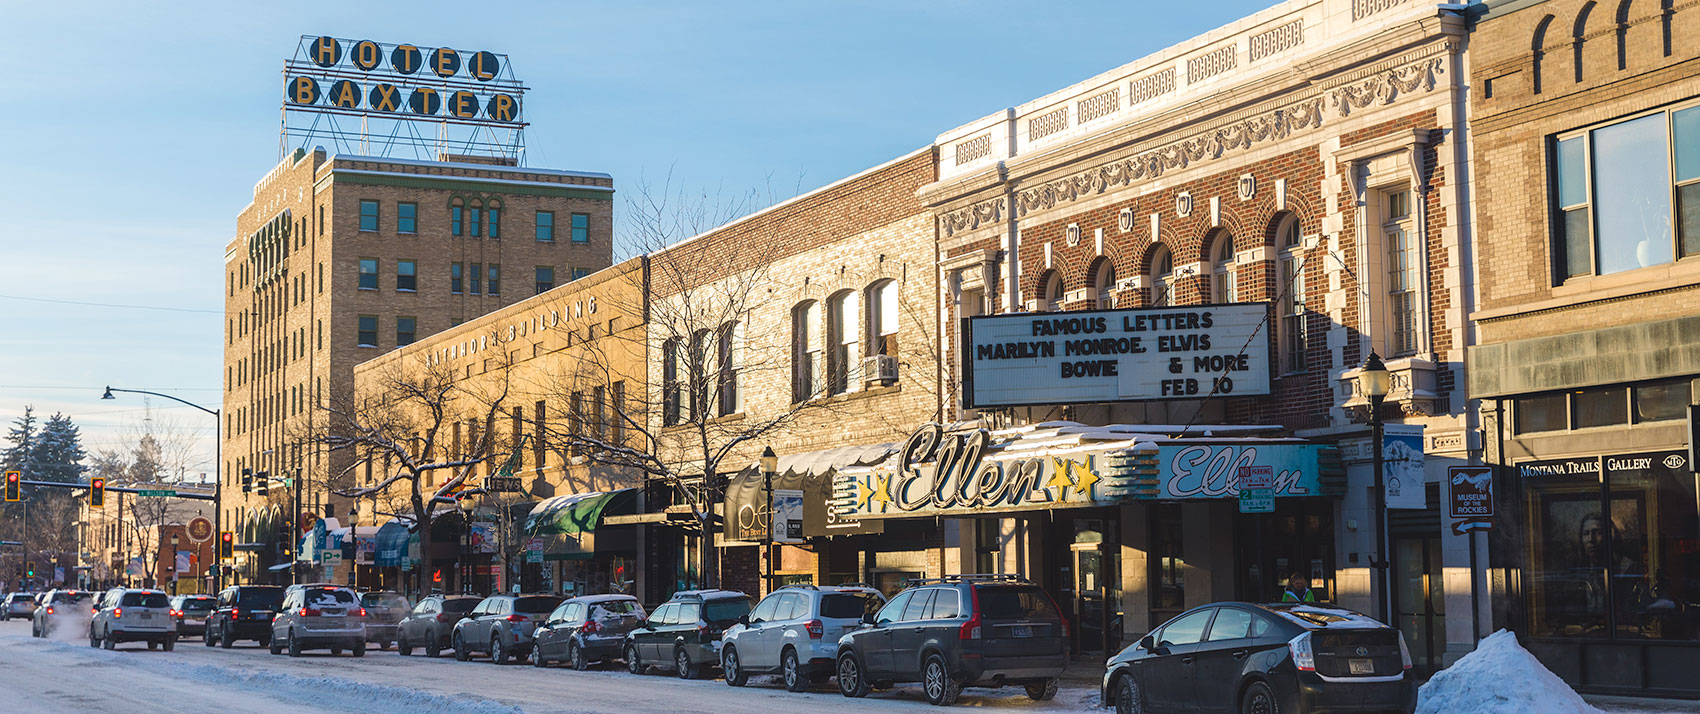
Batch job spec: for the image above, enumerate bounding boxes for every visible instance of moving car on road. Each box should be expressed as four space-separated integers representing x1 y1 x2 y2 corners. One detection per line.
90 588 177 651
625 589 752 679
396 594 481 657
722 584 884 692
3 592 37 620
1101 602 1416 714
533 594 647 670
269 583 370 657
359 591 408 650
169 594 214 639
32 589 92 638
833 575 1068 706
452 594 563 664
206 585 285 648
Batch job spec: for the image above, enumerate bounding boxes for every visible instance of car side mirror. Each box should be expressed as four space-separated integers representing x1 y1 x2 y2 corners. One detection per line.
1139 635 1154 650
737 614 750 626
862 612 877 625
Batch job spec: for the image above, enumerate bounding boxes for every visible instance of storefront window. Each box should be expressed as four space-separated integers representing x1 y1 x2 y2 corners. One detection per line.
1151 506 1186 625
1572 386 1627 429
1633 379 1691 423
1515 393 1568 434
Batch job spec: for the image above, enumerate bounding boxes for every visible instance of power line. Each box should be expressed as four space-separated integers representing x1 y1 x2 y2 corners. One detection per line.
0 293 220 314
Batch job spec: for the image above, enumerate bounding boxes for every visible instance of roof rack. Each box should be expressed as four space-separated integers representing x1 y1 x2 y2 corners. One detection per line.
907 573 1033 586
776 583 819 592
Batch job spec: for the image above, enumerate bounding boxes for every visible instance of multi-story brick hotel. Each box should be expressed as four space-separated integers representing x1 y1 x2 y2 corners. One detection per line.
220 150 612 581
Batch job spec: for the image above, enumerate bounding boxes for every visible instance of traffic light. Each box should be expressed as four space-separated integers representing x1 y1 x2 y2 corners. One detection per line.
241 468 253 494
4 471 19 502
218 531 234 560
256 471 269 497
89 477 105 508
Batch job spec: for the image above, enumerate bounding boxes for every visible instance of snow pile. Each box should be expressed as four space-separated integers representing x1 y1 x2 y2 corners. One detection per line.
1417 630 1599 714
168 662 528 714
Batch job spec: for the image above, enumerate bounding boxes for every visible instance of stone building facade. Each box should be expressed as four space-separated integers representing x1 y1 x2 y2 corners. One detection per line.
1466 0 1700 696
221 150 613 584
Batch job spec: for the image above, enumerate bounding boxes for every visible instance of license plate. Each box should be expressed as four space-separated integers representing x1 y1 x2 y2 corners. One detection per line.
139 613 153 620
1348 658 1374 675
1011 625 1032 638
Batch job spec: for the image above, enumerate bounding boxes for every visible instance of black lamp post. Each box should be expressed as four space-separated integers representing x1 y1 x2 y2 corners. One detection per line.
348 504 359 588
1357 352 1393 624
759 446 778 596
459 496 476 595
103 386 222 591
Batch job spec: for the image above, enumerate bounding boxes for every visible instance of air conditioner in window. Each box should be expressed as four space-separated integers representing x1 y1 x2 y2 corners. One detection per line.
863 354 899 387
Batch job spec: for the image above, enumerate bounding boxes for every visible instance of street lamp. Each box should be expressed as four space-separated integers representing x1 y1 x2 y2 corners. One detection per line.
459 496 476 595
348 504 359 588
103 386 223 591
169 533 180 594
1356 352 1392 624
759 446 778 596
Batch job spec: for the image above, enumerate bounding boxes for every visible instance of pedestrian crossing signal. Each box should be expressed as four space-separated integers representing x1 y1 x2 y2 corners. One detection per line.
218 531 234 560
89 477 105 508
4 471 18 502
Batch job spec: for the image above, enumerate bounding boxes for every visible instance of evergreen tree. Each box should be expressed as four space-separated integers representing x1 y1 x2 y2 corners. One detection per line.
1 406 37 475
33 412 87 483
129 434 165 483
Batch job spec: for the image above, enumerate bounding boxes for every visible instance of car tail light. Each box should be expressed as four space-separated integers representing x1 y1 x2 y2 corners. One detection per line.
1398 635 1413 671
231 608 240 619
91 606 98 615
1060 615 1069 639
114 608 122 618
804 619 824 639
355 608 368 618
696 623 711 641
581 619 600 634
301 607 322 617
505 614 529 623
1288 632 1315 672
958 613 982 640
169 609 180 617
435 613 453 623
45 606 54 615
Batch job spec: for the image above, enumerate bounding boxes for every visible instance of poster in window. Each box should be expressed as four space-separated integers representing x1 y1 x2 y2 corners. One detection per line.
1532 491 1647 637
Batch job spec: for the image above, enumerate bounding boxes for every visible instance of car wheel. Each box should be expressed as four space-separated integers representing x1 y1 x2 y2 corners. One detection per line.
269 636 283 656
782 648 808 693
332 646 343 655
570 641 590 672
379 640 390 651
675 647 699 679
454 632 470 662
220 628 234 649
425 632 442 658
1240 681 1280 714
353 639 366 658
163 638 176 652
288 630 302 657
922 653 962 706
147 640 158 651
398 634 413 656
722 646 748 687
625 644 643 675
103 629 116 650
204 625 216 647
491 634 509 665
89 627 100 649
837 652 871 698
1115 674 1144 714
532 645 549 668
1025 677 1059 701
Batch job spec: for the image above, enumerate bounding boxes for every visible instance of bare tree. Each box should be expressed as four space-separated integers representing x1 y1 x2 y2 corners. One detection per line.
305 341 516 596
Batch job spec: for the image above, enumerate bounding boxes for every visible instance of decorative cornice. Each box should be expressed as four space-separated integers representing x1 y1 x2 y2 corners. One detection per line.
940 197 1006 237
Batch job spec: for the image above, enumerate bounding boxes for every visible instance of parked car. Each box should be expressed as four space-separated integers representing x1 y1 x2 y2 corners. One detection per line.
834 575 1068 706
205 585 286 648
3 592 37 620
168 594 215 638
534 594 647 670
269 583 370 657
452 594 563 664
722 584 885 691
359 591 409 650
625 589 753 679
89 588 177 651
32 589 93 638
396 594 482 657
1102 602 1416 714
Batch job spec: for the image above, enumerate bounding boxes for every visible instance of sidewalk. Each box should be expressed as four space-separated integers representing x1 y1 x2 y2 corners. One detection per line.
1586 695 1700 713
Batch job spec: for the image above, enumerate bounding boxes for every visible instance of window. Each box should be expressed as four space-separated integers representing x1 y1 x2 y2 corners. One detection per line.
610 381 625 444
662 337 683 426
572 267 591 281
396 317 416 346
927 590 961 619
357 315 378 347
396 260 416 291
901 591 936 621
487 202 501 238
536 211 554 241
1150 246 1175 307
1206 607 1253 641
451 201 464 236
1156 608 1215 647
534 266 554 295
1385 191 1419 357
1634 379 1691 422
358 258 378 290
1040 271 1064 311
792 301 822 402
487 264 500 295
1277 216 1306 373
716 321 741 416
865 279 900 378
1553 105 1700 281
469 263 482 294
359 200 378 232
826 291 857 395
1211 231 1237 302
1093 261 1118 309
570 212 590 243
688 329 712 418
469 200 483 238
451 263 463 294
397 202 417 234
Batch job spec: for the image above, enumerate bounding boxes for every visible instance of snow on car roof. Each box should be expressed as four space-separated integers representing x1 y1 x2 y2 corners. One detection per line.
1263 603 1387 629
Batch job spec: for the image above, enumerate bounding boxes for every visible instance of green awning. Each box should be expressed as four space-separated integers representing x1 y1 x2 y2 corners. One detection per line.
523 489 638 560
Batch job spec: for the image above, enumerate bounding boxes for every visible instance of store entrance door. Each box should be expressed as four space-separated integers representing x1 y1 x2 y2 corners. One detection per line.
1072 542 1119 656
1393 534 1445 676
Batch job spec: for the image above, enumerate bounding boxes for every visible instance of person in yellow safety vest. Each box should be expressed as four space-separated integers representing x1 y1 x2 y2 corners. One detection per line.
1282 572 1317 603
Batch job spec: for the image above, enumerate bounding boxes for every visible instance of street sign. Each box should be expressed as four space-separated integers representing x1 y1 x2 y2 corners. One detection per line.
489 476 524 493
1237 466 1274 514
1447 466 1494 533
136 489 177 498
525 550 542 564
524 536 544 552
187 517 214 543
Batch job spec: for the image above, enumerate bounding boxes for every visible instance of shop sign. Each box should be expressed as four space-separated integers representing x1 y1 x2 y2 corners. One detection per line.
1237 466 1275 514
1149 443 1330 500
960 304 1273 408
1447 466 1493 534
1516 456 1598 479
1383 424 1426 510
187 517 214 543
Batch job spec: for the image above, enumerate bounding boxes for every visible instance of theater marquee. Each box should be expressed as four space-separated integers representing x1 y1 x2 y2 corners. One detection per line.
960 303 1272 408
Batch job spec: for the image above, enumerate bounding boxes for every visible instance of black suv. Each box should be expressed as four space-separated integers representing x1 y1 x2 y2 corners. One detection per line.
1102 602 1416 714
204 585 285 648
834 575 1068 706
624 589 752 679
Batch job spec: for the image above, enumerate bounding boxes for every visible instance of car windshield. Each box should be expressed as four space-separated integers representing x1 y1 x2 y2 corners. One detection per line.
237 588 286 609
976 586 1059 620
51 592 89 604
362 594 409 609
820 592 881 619
442 598 480 613
514 596 562 614
701 597 752 623
305 588 357 606
181 598 214 610
120 592 170 608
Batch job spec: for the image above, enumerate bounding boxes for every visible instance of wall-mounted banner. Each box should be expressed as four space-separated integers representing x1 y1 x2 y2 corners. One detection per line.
1383 424 1426 509
960 304 1272 408
772 489 804 544
1147 443 1334 500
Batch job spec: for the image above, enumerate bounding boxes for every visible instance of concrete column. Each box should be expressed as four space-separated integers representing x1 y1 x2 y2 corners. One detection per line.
1120 503 1151 638
1181 502 1216 609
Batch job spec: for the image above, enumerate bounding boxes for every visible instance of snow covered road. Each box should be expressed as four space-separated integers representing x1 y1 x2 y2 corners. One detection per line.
0 619 1103 713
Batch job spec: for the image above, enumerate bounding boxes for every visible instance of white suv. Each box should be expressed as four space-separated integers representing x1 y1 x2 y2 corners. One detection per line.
269 583 369 657
720 584 884 692
90 588 177 651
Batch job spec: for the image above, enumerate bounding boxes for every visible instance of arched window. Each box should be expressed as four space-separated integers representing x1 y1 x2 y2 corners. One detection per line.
715 320 742 416
825 290 858 395
865 279 901 385
792 301 821 402
1093 261 1118 309
486 197 503 239
450 197 466 236
1211 231 1237 303
468 198 484 238
1150 246 1175 307
1040 271 1064 311
1276 214 1307 373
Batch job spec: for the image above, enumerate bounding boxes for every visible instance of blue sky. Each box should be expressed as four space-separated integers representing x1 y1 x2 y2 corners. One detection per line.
0 0 1275 472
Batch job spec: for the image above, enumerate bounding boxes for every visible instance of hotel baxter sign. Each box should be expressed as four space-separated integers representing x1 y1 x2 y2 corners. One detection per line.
961 304 1272 409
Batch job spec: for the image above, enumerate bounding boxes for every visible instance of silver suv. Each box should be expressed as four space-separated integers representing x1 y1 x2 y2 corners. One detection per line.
90 588 177 651
268 583 369 657
721 584 885 692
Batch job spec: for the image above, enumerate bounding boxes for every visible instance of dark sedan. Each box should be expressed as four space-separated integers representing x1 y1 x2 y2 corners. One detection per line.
1103 602 1416 714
